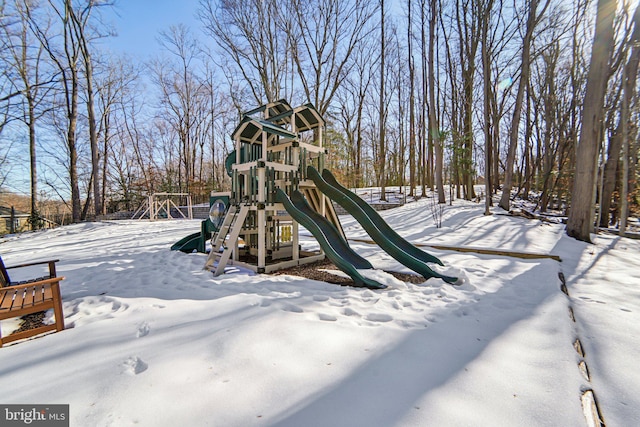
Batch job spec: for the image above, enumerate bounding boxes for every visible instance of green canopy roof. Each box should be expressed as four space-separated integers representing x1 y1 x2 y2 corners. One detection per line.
244 99 293 119
231 115 297 144
293 103 324 132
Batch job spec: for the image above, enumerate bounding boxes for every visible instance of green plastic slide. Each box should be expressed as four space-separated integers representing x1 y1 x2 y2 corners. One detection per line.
274 189 386 289
171 232 202 253
171 219 214 254
309 166 457 284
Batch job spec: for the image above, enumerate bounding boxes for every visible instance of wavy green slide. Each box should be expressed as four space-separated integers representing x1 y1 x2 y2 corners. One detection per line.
274 189 386 289
309 166 457 284
171 232 203 253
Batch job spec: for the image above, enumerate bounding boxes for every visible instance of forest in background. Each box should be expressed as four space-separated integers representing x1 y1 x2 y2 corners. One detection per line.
0 0 638 242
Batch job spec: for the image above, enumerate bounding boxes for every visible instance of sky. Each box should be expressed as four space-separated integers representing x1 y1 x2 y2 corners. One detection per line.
102 0 203 59
101 0 403 59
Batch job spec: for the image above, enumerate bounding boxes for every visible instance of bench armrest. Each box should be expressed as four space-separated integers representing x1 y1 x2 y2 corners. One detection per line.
0 276 65 291
5 260 59 277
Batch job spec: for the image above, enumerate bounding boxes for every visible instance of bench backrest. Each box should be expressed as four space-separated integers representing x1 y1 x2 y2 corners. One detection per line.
0 257 9 288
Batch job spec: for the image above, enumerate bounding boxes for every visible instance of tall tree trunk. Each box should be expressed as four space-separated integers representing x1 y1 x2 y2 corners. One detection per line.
499 0 545 210
463 81 475 200
378 0 387 201
6 1 49 228
101 107 110 214
429 0 445 203
408 0 416 197
538 45 560 213
69 75 81 222
356 102 364 187
522 84 533 200
66 0 102 214
82 44 101 216
62 0 81 222
456 0 479 201
566 0 616 242
420 0 428 198
600 4 640 227
481 0 494 215
28 96 38 222
619 70 630 234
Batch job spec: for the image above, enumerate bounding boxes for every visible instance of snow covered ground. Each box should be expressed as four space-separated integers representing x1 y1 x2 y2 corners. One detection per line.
1 196 638 426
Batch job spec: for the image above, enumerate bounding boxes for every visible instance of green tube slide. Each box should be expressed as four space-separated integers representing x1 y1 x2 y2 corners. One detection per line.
274 189 386 289
310 167 457 284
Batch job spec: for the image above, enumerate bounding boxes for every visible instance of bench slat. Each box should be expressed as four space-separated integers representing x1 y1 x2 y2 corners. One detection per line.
30 285 45 305
1 300 54 319
0 286 55 312
0 291 17 311
43 286 53 300
22 288 35 307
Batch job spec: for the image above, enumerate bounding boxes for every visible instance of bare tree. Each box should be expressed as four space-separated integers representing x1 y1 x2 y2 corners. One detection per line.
335 37 376 188
1 5 16 187
68 0 114 217
2 0 57 226
26 0 84 221
378 0 387 201
0 67 9 187
499 0 550 211
199 0 288 104
529 2 588 213
407 0 417 197
600 3 640 228
429 0 446 203
284 0 376 116
480 0 496 215
455 0 482 200
152 24 214 196
95 54 140 212
534 41 561 213
566 0 616 242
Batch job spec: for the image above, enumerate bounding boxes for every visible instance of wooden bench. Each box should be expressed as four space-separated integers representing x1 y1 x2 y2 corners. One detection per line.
0 257 65 347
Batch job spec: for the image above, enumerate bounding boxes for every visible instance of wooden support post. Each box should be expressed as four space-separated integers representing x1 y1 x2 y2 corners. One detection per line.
10 207 15 234
258 165 266 271
149 195 155 221
293 217 299 261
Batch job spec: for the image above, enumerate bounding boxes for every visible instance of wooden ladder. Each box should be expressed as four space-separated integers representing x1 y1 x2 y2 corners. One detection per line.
204 204 249 276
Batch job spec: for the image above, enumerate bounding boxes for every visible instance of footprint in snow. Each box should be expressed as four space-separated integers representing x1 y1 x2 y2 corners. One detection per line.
281 304 304 313
343 308 360 317
365 313 393 323
123 357 148 375
361 290 374 298
136 322 150 338
318 313 337 322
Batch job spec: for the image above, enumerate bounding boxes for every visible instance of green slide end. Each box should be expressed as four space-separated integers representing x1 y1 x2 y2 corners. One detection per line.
275 189 386 289
311 167 457 284
171 231 203 253
172 220 214 253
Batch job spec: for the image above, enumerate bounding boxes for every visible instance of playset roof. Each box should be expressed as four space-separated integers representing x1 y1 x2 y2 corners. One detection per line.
231 115 298 144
